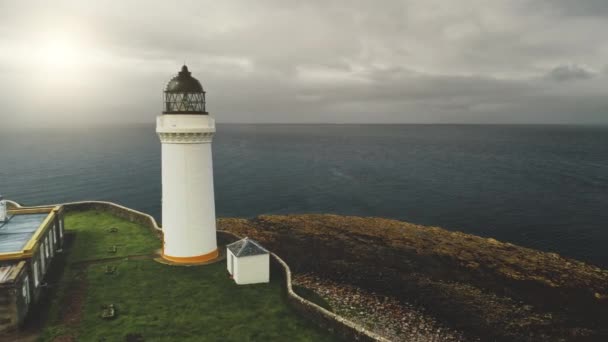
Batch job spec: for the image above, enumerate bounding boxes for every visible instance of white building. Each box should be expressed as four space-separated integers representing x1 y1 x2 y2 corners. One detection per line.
156 65 218 264
227 238 270 285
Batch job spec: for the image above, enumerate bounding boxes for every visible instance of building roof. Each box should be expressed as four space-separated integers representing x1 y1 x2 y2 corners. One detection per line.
0 261 26 285
0 213 48 254
0 265 14 283
227 238 269 257
165 65 204 94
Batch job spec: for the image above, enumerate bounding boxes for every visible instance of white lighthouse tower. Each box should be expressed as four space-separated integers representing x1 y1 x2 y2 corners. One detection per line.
156 65 218 264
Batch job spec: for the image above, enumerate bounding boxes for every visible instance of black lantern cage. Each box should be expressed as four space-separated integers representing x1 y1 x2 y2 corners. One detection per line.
163 65 208 114
164 92 206 114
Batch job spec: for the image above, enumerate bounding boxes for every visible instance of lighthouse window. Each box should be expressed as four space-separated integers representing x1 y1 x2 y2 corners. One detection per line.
166 93 204 112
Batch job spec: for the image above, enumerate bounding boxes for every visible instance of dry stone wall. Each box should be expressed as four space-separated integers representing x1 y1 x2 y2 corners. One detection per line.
218 230 389 342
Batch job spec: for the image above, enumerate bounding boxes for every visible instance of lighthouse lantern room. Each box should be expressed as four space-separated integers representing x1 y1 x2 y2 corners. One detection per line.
156 65 218 264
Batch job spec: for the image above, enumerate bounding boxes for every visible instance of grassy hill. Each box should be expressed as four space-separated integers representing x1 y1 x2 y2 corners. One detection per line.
37 211 337 341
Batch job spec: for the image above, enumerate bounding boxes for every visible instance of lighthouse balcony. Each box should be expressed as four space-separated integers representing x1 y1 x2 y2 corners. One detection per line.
156 114 215 134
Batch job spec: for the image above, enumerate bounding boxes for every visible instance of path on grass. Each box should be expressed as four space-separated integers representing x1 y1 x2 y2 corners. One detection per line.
69 253 158 268
52 252 160 342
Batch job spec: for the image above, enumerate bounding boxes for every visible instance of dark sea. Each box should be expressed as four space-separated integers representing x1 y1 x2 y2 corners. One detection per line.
1 124 607 267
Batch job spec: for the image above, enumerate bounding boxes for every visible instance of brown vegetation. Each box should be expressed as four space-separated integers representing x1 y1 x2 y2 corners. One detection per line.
219 214 608 342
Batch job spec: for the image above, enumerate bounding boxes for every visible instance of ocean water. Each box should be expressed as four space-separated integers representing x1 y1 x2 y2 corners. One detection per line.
1 124 607 267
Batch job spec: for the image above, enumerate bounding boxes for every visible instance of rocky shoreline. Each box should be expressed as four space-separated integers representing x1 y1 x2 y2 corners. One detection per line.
219 214 608 342
294 273 470 342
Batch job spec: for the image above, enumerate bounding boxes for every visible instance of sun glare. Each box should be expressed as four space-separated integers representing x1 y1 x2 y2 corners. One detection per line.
41 37 81 69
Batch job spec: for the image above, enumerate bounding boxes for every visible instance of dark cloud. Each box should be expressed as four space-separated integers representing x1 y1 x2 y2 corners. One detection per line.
545 64 595 82
0 0 607 126
531 0 608 16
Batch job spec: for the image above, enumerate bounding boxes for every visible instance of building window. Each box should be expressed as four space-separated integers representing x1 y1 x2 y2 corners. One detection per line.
54 225 59 247
49 233 55 257
51 226 56 245
22 276 30 305
33 262 39 287
40 246 46 273
45 237 50 258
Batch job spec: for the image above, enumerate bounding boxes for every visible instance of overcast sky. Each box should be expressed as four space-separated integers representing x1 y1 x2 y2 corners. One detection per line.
1 0 607 126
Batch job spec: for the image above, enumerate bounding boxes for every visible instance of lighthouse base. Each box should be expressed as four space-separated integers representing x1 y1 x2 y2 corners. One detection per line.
158 248 222 266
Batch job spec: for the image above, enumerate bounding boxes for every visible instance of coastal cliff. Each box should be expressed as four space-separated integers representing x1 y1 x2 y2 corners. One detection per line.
218 214 608 342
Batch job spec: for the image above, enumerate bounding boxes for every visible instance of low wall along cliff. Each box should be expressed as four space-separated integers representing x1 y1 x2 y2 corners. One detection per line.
218 230 388 342
6 200 387 342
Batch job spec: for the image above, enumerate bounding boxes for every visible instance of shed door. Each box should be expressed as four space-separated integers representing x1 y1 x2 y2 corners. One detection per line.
230 254 234 275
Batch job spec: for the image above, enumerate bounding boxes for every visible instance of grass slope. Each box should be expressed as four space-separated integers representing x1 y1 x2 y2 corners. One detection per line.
39 210 337 342
66 211 161 262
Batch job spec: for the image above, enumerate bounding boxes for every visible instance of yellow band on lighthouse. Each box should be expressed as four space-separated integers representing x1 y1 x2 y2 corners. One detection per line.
161 248 219 264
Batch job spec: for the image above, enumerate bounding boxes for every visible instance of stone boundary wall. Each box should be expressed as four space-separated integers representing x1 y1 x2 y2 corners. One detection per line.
6 200 388 342
217 231 389 342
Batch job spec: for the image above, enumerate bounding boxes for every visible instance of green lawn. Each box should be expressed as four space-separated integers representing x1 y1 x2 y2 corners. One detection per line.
39 210 338 341
66 211 161 262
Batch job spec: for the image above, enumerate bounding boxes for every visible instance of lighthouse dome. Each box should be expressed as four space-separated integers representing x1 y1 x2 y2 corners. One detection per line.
165 65 204 93
163 65 207 114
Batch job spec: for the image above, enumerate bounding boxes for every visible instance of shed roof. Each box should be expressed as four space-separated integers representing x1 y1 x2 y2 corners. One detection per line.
227 238 269 257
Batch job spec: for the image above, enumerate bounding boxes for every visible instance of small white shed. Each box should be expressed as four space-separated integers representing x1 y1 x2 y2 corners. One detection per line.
226 238 270 285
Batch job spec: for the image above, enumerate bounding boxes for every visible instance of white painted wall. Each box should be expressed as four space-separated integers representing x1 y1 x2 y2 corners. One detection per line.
157 115 217 259
233 254 270 285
